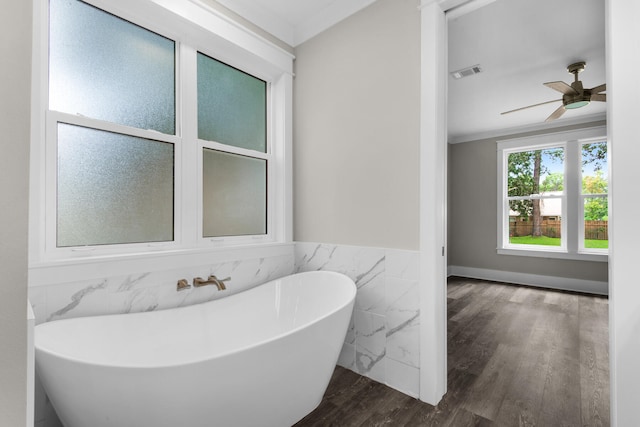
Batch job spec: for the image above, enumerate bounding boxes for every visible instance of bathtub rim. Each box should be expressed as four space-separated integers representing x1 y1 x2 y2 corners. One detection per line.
34 270 356 369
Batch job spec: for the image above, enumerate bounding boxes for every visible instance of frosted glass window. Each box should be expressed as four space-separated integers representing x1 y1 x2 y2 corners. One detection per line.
198 53 266 152
49 0 175 134
57 123 174 247
203 148 266 237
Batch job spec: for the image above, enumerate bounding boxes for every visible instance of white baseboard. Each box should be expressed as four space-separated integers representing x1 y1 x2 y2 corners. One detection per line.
447 265 608 296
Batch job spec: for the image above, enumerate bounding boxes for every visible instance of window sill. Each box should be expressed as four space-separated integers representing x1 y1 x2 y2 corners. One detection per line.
497 247 608 262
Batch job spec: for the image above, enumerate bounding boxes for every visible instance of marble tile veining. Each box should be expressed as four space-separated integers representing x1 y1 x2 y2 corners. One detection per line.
46 280 109 322
294 242 421 396
116 273 151 292
32 248 295 325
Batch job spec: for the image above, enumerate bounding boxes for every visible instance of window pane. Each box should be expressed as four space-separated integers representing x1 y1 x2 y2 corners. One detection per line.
198 53 266 152
507 148 564 197
57 124 174 247
582 141 608 194
203 149 266 237
49 0 175 134
584 197 608 249
509 199 562 247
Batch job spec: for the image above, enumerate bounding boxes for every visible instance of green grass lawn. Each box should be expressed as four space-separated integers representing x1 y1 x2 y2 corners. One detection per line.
510 235 608 249
510 235 561 246
584 239 609 249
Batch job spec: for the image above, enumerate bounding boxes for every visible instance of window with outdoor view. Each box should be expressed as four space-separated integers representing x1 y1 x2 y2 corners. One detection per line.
581 141 608 250
497 127 608 260
507 147 565 247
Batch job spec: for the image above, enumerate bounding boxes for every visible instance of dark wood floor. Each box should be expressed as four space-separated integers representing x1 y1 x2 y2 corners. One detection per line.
295 277 609 426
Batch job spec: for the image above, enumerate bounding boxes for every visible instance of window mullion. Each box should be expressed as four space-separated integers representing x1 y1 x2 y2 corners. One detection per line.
180 44 199 247
497 146 507 249
46 111 180 145
198 139 270 160
44 114 59 255
565 141 580 254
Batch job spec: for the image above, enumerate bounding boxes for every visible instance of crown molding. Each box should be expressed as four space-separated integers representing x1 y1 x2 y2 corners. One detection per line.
448 113 606 144
419 0 498 18
419 0 465 11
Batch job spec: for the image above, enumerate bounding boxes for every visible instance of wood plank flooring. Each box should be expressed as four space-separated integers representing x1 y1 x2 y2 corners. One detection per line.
294 277 609 426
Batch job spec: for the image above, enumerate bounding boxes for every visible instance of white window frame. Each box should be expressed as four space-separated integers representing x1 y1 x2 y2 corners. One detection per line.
497 126 607 262
30 0 293 265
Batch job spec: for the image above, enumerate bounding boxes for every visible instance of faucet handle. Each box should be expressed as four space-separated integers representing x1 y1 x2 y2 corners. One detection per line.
176 278 191 291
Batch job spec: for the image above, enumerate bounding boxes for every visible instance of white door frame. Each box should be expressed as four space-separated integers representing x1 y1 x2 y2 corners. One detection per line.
607 1 640 425
418 0 448 405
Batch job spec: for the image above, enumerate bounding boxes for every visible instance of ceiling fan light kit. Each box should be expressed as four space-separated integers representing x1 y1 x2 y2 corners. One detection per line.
564 97 590 110
501 61 606 122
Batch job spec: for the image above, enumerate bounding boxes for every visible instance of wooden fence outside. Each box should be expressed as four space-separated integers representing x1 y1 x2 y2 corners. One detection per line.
584 220 609 240
509 219 608 240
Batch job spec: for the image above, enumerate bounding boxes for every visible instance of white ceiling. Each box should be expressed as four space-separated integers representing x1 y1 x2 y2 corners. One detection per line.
216 0 377 46
217 0 606 143
448 0 606 143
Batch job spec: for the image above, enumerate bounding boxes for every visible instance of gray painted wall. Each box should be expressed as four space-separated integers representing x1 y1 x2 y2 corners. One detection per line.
0 1 31 425
293 0 420 250
448 123 608 284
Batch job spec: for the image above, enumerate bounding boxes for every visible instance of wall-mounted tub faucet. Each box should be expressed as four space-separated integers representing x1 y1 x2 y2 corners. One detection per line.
193 275 229 291
177 279 191 292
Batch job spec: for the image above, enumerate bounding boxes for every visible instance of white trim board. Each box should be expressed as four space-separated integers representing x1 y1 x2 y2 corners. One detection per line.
419 1 448 406
448 265 608 295
448 113 606 145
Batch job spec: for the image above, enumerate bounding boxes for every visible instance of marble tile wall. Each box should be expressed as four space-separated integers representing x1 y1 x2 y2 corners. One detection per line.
30 252 295 325
294 242 420 397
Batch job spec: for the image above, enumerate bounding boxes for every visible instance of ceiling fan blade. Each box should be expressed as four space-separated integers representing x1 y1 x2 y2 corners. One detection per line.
590 83 606 93
545 105 566 122
544 81 578 95
500 99 562 115
591 93 606 102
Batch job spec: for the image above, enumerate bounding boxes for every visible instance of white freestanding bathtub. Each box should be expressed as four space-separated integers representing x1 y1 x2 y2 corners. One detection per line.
35 271 356 427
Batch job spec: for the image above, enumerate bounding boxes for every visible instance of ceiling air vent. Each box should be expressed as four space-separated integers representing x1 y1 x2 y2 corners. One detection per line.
450 64 482 79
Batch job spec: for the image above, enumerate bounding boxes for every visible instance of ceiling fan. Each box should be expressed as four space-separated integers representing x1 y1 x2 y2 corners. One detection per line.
501 61 606 122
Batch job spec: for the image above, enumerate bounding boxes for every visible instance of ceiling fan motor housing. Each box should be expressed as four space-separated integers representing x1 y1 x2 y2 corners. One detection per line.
564 81 591 109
